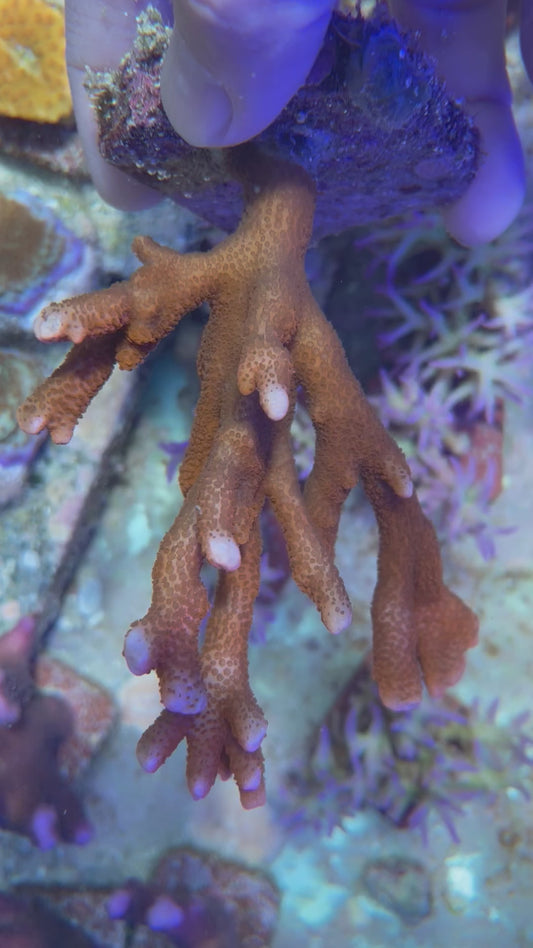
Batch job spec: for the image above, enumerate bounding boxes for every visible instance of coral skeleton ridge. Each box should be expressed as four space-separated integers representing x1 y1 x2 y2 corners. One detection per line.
17 149 478 806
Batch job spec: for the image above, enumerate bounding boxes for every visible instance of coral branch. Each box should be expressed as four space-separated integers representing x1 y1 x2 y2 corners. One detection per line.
18 336 118 444
368 480 478 710
17 147 478 805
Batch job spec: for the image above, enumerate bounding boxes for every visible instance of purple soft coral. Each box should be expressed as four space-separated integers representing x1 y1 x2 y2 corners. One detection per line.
282 655 533 845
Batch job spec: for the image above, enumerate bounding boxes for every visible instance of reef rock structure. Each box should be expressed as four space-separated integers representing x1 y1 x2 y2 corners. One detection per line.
0 616 102 848
17 148 478 807
0 190 87 333
1 845 280 947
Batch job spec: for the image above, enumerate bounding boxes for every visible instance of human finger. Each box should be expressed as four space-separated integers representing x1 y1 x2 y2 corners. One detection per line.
390 0 526 245
65 0 160 209
160 0 335 147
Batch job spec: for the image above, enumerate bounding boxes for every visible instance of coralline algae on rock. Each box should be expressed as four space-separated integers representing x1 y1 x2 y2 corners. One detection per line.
0 191 92 335
0 350 47 507
0 846 280 946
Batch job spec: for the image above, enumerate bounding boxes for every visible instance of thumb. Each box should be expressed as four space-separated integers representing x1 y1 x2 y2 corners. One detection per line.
160 0 334 147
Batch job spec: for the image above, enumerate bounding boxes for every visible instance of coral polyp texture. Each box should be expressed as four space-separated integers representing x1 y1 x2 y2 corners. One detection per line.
0 0 71 123
17 149 478 807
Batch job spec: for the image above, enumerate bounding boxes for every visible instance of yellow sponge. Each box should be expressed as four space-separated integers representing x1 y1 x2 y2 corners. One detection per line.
0 0 71 122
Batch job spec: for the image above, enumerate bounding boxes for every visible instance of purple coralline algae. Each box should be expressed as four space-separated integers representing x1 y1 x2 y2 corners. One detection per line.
0 190 85 327
0 846 280 947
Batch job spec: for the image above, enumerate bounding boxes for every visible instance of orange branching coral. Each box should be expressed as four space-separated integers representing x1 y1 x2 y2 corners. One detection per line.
18 150 478 807
0 0 71 123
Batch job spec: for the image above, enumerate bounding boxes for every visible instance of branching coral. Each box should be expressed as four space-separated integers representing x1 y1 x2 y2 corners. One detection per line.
17 149 478 806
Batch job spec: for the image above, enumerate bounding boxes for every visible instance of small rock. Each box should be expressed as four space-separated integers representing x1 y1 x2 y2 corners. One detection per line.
361 855 432 923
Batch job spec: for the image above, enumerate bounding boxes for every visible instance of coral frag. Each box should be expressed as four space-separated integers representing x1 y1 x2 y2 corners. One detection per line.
18 149 478 806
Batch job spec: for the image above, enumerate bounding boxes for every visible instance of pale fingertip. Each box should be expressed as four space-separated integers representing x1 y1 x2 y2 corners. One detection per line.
443 102 526 247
